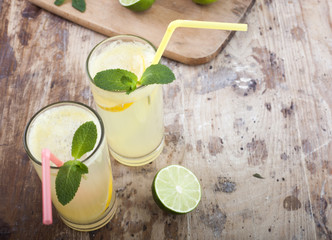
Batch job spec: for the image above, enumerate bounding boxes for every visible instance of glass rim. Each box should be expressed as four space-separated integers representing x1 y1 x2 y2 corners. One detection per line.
23 101 105 169
85 34 157 94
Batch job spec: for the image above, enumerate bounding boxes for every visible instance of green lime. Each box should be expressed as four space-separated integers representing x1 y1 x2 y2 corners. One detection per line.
119 0 155 12
192 0 218 5
152 165 201 214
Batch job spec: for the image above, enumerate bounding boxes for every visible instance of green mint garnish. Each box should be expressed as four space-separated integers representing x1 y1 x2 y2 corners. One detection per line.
54 0 86 12
93 64 175 94
94 69 138 94
71 121 97 159
55 121 97 205
72 0 86 12
55 160 88 205
54 0 65 6
140 64 176 85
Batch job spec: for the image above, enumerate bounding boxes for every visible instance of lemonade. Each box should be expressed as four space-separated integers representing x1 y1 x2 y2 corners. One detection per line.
86 35 164 166
23 102 117 231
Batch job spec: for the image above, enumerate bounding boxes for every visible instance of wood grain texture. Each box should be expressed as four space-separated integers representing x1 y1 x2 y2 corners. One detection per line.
0 0 331 239
28 0 255 65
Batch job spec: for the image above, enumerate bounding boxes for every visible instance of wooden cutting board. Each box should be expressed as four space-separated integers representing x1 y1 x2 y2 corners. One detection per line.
29 0 255 65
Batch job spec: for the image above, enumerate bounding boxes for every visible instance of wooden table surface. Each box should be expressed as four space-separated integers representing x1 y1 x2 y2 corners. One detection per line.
1 0 331 239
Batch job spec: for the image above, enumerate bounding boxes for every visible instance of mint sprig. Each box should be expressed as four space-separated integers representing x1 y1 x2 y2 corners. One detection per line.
93 64 175 94
54 0 86 12
55 121 97 205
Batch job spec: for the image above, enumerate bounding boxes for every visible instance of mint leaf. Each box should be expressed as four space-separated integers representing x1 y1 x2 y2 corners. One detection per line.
54 0 65 6
94 69 138 93
121 75 137 94
72 0 86 12
75 160 89 173
55 160 88 205
55 122 97 205
140 64 175 86
71 121 97 159
93 64 175 94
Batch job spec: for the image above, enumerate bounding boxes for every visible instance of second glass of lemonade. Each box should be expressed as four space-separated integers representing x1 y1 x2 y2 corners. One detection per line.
23 101 117 231
86 35 164 166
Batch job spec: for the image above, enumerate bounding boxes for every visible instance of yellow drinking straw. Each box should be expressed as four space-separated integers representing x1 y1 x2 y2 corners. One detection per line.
152 20 248 64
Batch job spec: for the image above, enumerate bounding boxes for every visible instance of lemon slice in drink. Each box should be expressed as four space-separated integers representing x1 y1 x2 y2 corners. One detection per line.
192 0 218 5
119 0 155 12
97 102 134 112
152 165 201 214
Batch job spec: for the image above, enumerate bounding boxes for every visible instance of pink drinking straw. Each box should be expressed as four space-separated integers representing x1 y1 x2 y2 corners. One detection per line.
41 148 53 225
49 151 63 167
41 148 64 225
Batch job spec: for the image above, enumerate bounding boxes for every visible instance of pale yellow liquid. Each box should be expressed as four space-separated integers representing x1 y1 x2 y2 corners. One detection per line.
27 105 114 225
88 38 164 165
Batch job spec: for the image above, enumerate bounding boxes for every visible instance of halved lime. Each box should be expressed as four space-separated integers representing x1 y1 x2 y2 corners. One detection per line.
192 0 218 5
152 165 201 214
119 0 155 12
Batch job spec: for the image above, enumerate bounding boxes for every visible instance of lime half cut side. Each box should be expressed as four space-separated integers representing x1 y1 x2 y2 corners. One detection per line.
119 0 155 12
152 165 201 214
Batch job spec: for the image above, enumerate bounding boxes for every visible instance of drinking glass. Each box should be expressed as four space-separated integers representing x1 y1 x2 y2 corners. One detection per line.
23 101 117 231
86 35 164 166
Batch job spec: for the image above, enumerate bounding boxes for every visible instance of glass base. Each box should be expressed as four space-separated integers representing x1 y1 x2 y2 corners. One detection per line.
59 192 117 232
110 137 164 166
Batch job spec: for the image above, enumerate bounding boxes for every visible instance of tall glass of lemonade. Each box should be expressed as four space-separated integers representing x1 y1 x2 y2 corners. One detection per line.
23 101 117 231
86 35 164 166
